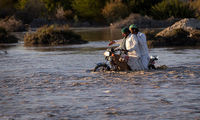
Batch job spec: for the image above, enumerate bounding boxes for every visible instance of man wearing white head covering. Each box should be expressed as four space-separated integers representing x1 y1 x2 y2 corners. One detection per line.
125 24 144 71
129 24 150 70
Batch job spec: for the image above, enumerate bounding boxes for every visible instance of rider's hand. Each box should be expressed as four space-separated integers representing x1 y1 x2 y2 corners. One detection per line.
108 40 116 46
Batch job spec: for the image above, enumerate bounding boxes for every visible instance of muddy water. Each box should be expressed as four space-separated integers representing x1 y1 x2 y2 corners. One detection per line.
0 28 200 120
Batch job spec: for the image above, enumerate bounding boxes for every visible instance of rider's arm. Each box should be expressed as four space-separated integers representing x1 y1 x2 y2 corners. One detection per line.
115 39 123 44
108 39 123 46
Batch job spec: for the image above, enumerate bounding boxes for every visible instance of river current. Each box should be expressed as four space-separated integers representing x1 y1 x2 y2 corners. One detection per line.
0 28 200 120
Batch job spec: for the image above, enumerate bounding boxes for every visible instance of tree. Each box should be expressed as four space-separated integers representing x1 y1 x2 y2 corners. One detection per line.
57 0 74 10
190 0 200 19
102 1 129 23
0 0 18 18
151 0 195 20
128 0 162 15
40 0 74 13
72 0 107 20
41 0 57 13
16 0 47 23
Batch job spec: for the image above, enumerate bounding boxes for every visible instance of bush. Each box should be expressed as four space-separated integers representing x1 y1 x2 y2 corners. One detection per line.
24 25 88 46
128 0 162 15
55 7 66 20
55 7 74 20
0 0 18 18
16 0 48 24
0 27 18 43
151 0 195 20
0 16 25 32
102 1 129 23
41 0 74 13
72 0 106 20
190 0 200 19
64 10 74 20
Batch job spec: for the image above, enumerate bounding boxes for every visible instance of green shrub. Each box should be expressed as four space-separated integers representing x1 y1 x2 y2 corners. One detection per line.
16 0 48 24
151 0 195 20
128 0 162 15
24 25 87 46
0 27 18 43
0 0 18 18
72 0 106 20
102 1 129 23
41 0 74 13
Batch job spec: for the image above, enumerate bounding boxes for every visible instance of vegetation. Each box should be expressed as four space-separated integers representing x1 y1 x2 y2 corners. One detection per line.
16 0 47 24
1 0 199 25
151 0 195 20
0 27 18 43
102 1 129 23
127 0 162 15
0 0 18 18
24 25 87 46
190 0 200 19
72 0 106 21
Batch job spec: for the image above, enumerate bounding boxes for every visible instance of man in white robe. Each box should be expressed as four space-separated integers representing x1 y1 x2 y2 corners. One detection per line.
129 24 150 70
126 25 144 71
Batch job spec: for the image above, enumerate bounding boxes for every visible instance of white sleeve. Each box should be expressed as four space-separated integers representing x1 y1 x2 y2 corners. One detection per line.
114 39 123 45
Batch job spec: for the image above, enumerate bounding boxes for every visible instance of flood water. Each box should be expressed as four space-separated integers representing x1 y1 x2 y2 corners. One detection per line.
0 28 200 120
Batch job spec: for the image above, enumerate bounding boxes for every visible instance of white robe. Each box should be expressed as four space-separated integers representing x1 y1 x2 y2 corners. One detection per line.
137 32 150 69
126 34 144 71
